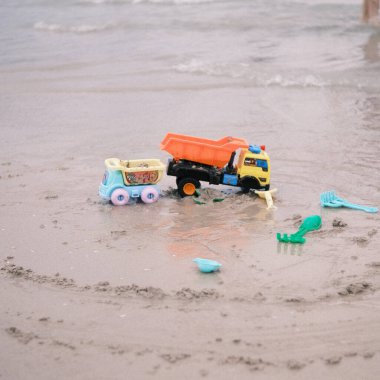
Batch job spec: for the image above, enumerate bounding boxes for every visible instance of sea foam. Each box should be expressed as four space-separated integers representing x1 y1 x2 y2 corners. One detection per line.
34 21 114 33
79 0 215 4
173 59 329 88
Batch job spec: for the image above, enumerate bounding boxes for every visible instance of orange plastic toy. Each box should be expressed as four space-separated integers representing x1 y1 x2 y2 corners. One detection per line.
160 133 249 169
161 133 271 197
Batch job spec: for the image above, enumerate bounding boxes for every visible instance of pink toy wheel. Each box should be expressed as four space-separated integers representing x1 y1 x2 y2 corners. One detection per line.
111 188 130 206
141 187 159 204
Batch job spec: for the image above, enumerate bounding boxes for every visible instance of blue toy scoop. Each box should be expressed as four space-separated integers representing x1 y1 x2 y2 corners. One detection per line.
320 191 378 213
193 258 222 273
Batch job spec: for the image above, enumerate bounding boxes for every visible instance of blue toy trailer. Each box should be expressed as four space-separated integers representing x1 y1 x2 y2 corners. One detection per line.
99 158 165 205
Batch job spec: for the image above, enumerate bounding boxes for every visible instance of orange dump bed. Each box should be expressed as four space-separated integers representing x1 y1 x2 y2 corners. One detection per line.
160 133 249 168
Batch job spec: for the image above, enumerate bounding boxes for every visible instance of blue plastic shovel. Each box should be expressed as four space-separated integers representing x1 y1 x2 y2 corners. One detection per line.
320 191 378 213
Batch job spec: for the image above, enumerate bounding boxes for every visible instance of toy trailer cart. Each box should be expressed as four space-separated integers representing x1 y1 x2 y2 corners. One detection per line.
161 133 270 197
99 158 165 205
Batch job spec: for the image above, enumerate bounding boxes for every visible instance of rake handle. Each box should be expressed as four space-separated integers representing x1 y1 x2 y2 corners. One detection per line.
338 202 378 213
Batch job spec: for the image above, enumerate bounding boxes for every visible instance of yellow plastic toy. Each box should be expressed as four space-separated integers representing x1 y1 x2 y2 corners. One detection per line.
104 158 165 186
255 188 277 209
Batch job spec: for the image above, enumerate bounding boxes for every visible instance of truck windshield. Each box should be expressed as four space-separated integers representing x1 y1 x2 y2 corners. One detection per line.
244 158 268 169
244 158 256 166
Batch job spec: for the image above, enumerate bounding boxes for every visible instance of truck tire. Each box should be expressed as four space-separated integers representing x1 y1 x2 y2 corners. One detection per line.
141 187 159 204
176 176 201 188
240 176 260 193
111 188 130 206
178 178 200 197
176 177 182 187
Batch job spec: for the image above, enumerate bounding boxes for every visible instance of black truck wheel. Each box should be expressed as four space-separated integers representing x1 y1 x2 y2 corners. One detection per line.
178 178 200 197
176 176 201 188
240 176 260 193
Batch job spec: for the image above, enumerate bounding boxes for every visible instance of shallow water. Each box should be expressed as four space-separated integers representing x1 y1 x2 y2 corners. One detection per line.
1 0 380 89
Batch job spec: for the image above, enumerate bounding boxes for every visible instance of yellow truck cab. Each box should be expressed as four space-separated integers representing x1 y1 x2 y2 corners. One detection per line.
236 147 270 192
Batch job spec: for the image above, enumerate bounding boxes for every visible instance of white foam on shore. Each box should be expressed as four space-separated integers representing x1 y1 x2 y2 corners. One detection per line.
78 0 129 4
133 0 215 4
34 21 114 33
79 0 215 4
173 59 329 88
264 74 328 88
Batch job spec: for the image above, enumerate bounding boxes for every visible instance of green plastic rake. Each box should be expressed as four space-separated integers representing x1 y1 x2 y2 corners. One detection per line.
277 215 322 244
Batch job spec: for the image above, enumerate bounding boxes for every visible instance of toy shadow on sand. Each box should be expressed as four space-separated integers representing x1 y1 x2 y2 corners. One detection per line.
276 242 304 256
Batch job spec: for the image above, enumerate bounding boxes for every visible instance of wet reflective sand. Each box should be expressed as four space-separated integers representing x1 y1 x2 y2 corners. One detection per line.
1 1 380 378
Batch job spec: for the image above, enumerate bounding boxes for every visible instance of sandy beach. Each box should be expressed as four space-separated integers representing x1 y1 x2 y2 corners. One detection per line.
1 0 380 379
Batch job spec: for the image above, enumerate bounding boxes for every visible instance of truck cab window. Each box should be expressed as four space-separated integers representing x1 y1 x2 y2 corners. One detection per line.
244 157 256 166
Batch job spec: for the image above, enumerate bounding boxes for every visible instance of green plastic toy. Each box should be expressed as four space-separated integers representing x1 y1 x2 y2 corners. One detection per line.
277 215 322 244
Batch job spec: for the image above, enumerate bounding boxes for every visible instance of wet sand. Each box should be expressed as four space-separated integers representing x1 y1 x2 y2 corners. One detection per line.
1 85 380 379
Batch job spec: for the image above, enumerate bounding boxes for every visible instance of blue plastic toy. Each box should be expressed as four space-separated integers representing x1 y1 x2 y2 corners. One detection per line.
193 258 222 273
99 158 165 205
320 191 378 213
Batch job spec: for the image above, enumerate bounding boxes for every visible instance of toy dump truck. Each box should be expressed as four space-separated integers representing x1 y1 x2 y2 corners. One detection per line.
99 158 165 205
160 133 270 197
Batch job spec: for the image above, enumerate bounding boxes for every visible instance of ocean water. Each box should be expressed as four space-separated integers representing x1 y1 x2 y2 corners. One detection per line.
1 0 379 184
1 0 380 91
